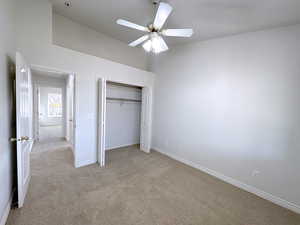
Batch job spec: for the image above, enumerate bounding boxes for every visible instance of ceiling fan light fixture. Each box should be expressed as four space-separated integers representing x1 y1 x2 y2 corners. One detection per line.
142 35 164 54
117 2 193 55
151 36 163 54
143 40 152 52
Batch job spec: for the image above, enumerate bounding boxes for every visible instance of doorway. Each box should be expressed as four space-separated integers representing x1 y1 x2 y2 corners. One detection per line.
97 79 152 167
38 86 64 141
31 68 76 153
13 53 77 208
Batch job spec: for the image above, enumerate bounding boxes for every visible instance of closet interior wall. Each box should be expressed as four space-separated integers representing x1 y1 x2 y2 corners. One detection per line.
105 82 142 150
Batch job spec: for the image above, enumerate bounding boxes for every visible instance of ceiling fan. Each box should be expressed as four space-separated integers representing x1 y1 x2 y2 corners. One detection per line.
116 1 193 54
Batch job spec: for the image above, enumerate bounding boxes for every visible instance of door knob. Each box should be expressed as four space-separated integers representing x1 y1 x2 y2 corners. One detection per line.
10 137 20 142
10 136 30 142
21 136 30 141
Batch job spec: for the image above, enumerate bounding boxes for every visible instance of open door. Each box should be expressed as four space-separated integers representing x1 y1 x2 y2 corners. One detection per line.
98 78 106 167
12 52 33 207
140 87 152 153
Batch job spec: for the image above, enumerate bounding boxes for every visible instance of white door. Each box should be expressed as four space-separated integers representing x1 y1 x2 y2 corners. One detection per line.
14 52 33 207
140 87 152 153
98 78 106 167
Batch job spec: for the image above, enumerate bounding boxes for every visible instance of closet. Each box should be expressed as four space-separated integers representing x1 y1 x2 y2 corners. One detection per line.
105 82 142 151
98 79 152 167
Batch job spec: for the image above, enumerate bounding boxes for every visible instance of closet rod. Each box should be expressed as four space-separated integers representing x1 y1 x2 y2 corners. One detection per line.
106 97 141 103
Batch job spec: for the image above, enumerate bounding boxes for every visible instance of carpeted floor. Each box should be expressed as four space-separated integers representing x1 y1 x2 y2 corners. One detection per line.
32 139 72 153
39 125 64 142
7 145 300 225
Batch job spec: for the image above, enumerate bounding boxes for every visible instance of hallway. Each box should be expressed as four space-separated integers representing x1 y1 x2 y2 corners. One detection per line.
32 139 72 153
38 125 63 142
6 146 300 225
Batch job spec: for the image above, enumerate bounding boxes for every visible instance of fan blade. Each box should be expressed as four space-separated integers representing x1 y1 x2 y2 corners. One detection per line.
153 2 173 30
161 29 194 37
117 19 149 32
129 35 149 47
152 36 168 53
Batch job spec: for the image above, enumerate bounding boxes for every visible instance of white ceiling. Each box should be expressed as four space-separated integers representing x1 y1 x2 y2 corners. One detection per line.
50 0 300 46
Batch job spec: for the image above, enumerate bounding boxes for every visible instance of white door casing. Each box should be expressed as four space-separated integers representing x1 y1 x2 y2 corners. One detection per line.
72 74 76 157
66 79 70 141
97 81 152 166
70 74 75 146
15 52 34 207
98 78 106 167
140 87 152 153
66 74 75 145
32 86 40 141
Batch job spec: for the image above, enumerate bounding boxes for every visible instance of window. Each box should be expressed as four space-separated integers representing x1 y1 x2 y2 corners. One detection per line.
48 93 62 117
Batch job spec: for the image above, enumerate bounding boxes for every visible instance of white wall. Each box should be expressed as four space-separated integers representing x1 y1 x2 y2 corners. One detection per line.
151 24 300 210
16 0 155 168
0 0 15 222
106 84 141 150
53 13 149 71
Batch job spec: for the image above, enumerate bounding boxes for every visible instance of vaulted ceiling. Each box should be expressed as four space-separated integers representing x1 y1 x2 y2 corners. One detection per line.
50 0 300 46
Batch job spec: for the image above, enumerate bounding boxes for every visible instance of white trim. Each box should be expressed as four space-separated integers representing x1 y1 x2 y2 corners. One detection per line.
0 195 12 225
106 143 139 151
31 65 77 169
101 79 153 157
153 147 300 215
75 159 97 168
97 78 107 167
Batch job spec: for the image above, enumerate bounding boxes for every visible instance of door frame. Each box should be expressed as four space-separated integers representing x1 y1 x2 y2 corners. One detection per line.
97 78 153 167
65 74 75 146
33 86 40 142
98 78 106 167
31 65 77 167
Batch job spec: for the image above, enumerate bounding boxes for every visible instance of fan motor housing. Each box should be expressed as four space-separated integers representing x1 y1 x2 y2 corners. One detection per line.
148 24 155 32
152 0 160 5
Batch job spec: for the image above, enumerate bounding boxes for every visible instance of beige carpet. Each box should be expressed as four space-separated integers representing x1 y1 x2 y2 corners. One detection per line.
7 145 300 225
32 139 72 153
38 125 63 142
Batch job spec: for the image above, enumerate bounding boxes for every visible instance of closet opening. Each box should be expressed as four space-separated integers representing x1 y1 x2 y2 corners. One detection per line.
98 79 152 167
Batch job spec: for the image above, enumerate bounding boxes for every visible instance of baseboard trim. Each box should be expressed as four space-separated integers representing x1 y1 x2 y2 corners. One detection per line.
0 195 12 225
75 158 97 168
106 143 139 151
152 147 300 215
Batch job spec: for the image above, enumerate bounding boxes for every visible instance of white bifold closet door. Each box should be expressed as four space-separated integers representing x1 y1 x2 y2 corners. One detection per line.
98 78 106 167
140 87 152 153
